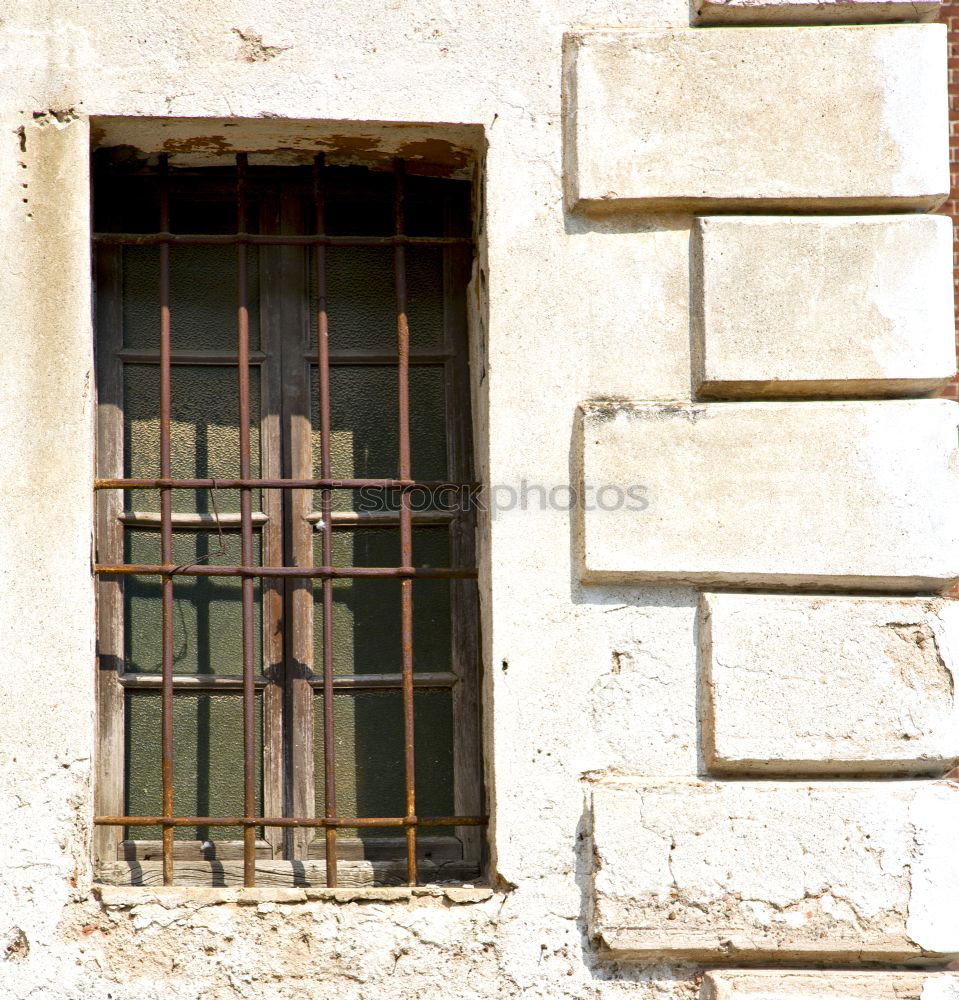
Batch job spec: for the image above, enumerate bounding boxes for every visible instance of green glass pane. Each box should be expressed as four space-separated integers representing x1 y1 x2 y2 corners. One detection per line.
314 691 453 837
409 367 449 481
122 246 260 352
314 528 451 675
309 247 443 352
125 692 262 841
124 530 262 676
312 365 447 505
123 364 260 514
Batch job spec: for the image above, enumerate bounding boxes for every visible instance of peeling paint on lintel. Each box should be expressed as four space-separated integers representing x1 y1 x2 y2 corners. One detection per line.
89 116 486 178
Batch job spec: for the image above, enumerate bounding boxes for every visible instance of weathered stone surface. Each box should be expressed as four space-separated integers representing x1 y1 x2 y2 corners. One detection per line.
579 400 959 590
701 593 959 774
564 26 948 211
589 779 959 961
693 215 955 399
701 971 959 1000
693 0 940 24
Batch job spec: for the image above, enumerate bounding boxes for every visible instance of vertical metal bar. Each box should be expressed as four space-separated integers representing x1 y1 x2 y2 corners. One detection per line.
394 159 417 885
158 154 175 887
236 153 257 887
314 155 338 887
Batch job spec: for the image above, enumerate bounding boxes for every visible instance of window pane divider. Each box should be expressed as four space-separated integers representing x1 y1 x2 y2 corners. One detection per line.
94 232 473 248
119 511 269 528
304 510 454 528
304 351 452 365
157 152 175 887
117 350 267 365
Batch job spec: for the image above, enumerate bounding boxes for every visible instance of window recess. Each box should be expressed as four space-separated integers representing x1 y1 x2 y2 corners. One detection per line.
93 149 485 889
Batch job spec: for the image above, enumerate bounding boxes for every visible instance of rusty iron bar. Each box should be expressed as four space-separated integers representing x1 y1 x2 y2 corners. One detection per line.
97 815 487 828
96 477 476 490
314 154 338 888
158 154 175 887
95 563 475 579
93 232 472 248
394 159 418 887
236 153 257 888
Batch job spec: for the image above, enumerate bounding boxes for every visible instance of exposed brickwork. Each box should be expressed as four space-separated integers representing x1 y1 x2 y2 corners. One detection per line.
940 2 959 399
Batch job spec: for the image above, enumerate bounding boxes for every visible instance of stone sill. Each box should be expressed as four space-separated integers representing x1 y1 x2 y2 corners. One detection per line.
95 884 495 908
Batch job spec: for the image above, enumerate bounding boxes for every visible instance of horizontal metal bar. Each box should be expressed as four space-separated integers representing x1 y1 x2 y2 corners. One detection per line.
96 815 488 828
306 510 455 528
95 563 477 579
117 350 267 366
119 671 455 691
94 232 473 248
120 511 269 528
96 477 477 491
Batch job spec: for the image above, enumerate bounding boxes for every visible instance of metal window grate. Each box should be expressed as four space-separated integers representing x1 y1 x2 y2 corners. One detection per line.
93 153 486 888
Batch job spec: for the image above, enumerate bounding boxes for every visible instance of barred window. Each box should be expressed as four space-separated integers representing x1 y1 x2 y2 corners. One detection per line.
93 148 485 888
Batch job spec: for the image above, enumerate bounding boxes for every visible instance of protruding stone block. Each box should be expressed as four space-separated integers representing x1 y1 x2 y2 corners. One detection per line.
693 0 940 24
693 215 955 399
579 400 959 590
701 971 959 1000
589 779 959 961
700 593 959 774
564 26 948 211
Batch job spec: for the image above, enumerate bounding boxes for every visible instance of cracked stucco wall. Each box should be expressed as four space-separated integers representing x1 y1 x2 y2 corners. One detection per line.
0 1 957 998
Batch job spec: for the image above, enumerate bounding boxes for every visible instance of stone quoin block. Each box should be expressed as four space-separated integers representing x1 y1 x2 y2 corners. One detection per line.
693 0 941 25
589 779 959 962
578 400 959 590
563 26 948 211
692 215 956 399
700 593 959 774
701 971 959 1000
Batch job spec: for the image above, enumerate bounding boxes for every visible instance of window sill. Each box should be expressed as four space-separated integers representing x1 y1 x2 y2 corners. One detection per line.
95 883 494 909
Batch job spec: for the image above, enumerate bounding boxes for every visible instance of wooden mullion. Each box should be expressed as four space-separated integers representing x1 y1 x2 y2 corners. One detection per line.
443 190 484 867
259 186 285 861
278 182 316 861
94 243 126 869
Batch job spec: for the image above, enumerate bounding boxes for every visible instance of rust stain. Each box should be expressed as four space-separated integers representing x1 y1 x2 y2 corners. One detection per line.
397 138 470 169
96 131 474 177
322 134 384 158
160 134 235 155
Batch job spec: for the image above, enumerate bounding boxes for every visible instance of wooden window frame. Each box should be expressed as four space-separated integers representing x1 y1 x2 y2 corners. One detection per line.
93 159 484 888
